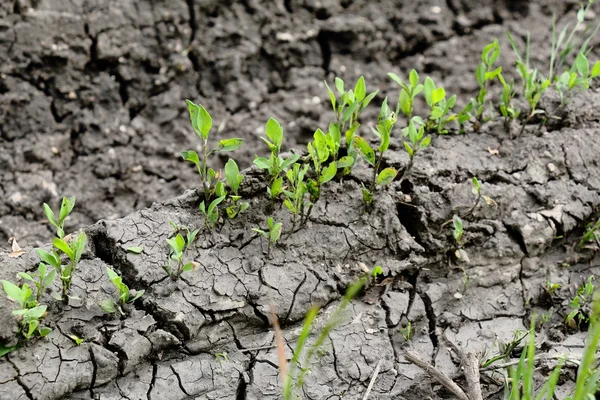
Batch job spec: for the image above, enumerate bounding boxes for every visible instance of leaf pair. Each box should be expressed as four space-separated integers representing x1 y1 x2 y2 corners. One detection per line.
44 197 75 238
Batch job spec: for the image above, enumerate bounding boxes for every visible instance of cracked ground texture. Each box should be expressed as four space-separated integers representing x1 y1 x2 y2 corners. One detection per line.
2 0 600 399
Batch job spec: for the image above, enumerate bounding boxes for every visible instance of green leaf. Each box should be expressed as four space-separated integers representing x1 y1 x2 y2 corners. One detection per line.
353 136 376 166
361 90 378 110
0 345 18 356
372 265 383 277
182 263 195 272
337 156 354 169
265 118 283 148
36 249 61 268
70 334 84 345
471 177 481 195
334 77 344 94
99 299 117 313
26 305 47 320
130 290 145 302
377 168 398 186
320 162 337 184
420 136 431 148
423 76 435 106
388 72 403 86
59 197 76 223
18 272 34 282
575 52 589 78
324 81 336 112
378 125 390 153
403 141 414 158
399 90 411 117
225 159 242 193
431 87 446 105
476 62 486 86
43 203 58 228
354 76 366 102
53 238 74 260
591 61 600 78
207 196 226 216
217 138 244 152
181 150 201 170
270 222 283 243
452 215 464 243
280 154 301 171
196 104 212 140
409 69 419 88
2 280 23 305
253 156 271 170
127 246 143 254
430 106 444 120
71 232 87 264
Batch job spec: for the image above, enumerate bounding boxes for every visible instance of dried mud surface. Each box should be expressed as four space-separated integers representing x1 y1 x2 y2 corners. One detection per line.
2 0 600 399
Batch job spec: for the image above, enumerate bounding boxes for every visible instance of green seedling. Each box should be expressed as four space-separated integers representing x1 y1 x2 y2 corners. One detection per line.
163 230 198 280
2 281 51 342
423 76 457 134
99 267 144 315
549 0 600 82
555 51 600 108
224 159 249 219
283 163 310 232
44 197 75 238
456 102 474 134
400 321 414 341
388 69 424 121
277 277 366 399
181 100 243 204
481 329 528 368
252 217 283 258
215 352 229 368
325 76 378 142
566 276 595 329
507 32 552 135
545 280 561 296
199 196 226 229
254 118 301 201
49 232 87 301
18 263 56 302
372 265 383 278
471 40 502 126
354 99 400 207
451 215 470 264
578 217 600 250
497 73 521 133
402 117 431 164
69 334 84 345
304 128 340 219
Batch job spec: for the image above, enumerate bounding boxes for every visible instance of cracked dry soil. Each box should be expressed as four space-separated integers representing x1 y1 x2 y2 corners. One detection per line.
2 0 600 399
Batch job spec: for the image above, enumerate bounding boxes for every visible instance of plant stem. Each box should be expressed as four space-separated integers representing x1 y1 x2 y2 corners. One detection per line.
370 152 384 193
202 139 210 201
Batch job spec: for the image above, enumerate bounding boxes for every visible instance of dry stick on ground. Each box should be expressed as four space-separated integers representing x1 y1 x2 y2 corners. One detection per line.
403 350 470 400
443 335 484 400
362 358 383 400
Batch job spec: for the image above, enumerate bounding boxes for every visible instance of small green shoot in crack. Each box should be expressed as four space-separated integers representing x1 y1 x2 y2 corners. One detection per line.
423 76 457 134
99 267 144 315
199 196 226 229
276 277 367 399
252 217 282 258
305 128 340 220
388 69 424 121
1 280 51 343
254 117 300 203
354 99 399 208
18 263 56 303
50 232 87 302
224 159 249 219
126 246 143 254
452 215 469 264
497 73 521 132
215 352 229 368
469 40 502 128
507 32 552 136
44 197 75 238
69 334 84 345
163 229 199 280
372 265 383 278
283 163 310 232
182 100 243 205
566 276 595 329
578 217 600 250
545 281 561 296
400 321 414 342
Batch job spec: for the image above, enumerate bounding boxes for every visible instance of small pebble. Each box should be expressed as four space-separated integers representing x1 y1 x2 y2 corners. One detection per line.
453 292 463 299
547 163 556 172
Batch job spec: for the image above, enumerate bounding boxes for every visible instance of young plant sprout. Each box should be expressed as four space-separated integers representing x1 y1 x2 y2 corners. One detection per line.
163 229 199 280
354 99 400 207
283 163 310 232
99 267 144 315
199 196 226 229
2 280 51 343
555 51 600 108
423 76 457 134
305 128 338 219
181 100 243 214
49 232 87 302
566 276 595 328
388 69 424 121
452 215 469 263
578 217 600 250
254 117 300 202
44 197 75 238
18 263 56 302
497 73 521 133
471 40 502 127
252 217 283 258
224 159 249 219
507 32 552 135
